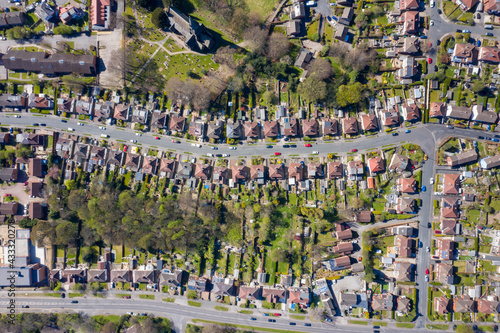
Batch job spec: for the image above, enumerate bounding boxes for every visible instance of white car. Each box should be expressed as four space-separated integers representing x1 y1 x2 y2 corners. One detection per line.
312 151 319 155
430 20 434 26
222 154 230 157
426 246 430 252
191 158 196 163
77 122 84 126
430 0 435 7
207 153 213 157
136 132 142 136
430 178 434 184
130 140 137 143
196 144 202 148
191 143 196 147
68 128 75 131
230 147 237 150
14 115 20 118
99 126 106 130
425 276 429 282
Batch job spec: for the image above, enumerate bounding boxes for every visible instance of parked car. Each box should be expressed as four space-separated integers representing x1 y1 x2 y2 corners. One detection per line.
351 149 357 152
123 145 128 152
61 293 65 298
71 301 78 304
222 154 230 157
229 147 237 150
274 313 281 316
447 125 454 129
304 323 311 327
99 126 106 130
418 241 423 248
21 305 29 308
290 144 297 148
61 119 67 123
283 145 290 148
405 129 411 133
425 268 430 274
486 32 494 37
305 143 312 147
422 185 426 192
428 222 431 228
392 132 398 136
251 318 257 321
426 246 430 252
479 136 485 139
130 140 137 143
268 319 276 322
275 152 281 156
430 20 434 26
172 140 180 143
425 276 429 282
40 123 46 126
266 145 273 148
463 29 471 33
207 153 213 157
493 138 499 142
289 323 296 326
136 132 142 136
212 146 218 150
428 57 432 64
14 115 21 118
312 151 319 154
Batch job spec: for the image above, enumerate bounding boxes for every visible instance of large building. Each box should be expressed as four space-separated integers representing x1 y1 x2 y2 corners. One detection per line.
2 50 97 76
166 7 214 52
90 0 111 30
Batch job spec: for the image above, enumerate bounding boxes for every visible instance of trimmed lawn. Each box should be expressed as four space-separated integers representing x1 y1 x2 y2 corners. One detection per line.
188 301 202 307
238 310 253 314
163 297 175 302
348 320 369 325
427 324 449 330
396 323 415 329
139 294 155 300
243 0 280 18
290 315 305 320
215 306 229 311
69 293 84 298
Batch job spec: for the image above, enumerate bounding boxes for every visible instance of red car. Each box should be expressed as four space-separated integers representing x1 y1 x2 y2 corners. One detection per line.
305 143 312 147
275 152 281 156
351 149 358 152
123 145 128 152
425 268 430 275
274 313 281 316
155 136 160 140
3 194 10 197
172 139 180 143
428 57 432 64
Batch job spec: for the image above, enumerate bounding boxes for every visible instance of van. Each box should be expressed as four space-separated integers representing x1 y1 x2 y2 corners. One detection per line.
485 25 494 29
101 134 109 138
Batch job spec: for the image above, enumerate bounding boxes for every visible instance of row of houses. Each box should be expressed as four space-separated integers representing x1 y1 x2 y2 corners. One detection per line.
452 43 500 65
429 102 498 124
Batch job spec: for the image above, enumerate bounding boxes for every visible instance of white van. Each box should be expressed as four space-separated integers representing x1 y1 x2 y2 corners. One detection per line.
101 134 109 138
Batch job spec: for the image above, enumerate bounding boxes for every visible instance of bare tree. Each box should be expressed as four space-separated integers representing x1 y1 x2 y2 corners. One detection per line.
244 25 268 54
308 58 333 81
266 33 290 60
192 81 212 111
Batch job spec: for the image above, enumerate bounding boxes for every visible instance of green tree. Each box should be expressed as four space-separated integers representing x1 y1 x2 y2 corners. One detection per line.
336 83 363 107
298 76 327 103
151 8 168 29
19 218 37 229
270 248 287 262
472 81 486 94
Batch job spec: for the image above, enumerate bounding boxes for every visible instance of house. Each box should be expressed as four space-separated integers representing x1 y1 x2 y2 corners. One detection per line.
288 163 304 184
194 164 212 180
110 269 132 283
124 153 142 172
454 296 475 313
355 211 372 223
347 161 363 180
389 153 409 173
480 155 500 169
74 98 94 116
28 94 54 109
239 286 262 300
437 239 454 260
391 226 415 237
0 133 10 145
477 298 499 314
207 121 223 140
0 202 18 215
360 113 378 132
62 268 87 284
264 121 279 137
294 49 313 69
446 105 472 120
250 165 266 183
244 122 260 138
166 6 214 51
159 159 177 178
94 101 114 119
308 162 323 179
232 165 248 183
188 121 205 138
381 107 400 126
367 157 385 175
2 50 97 76
211 277 235 296
395 236 415 258
429 102 446 118
401 103 420 122
335 24 348 41
339 292 369 311
288 288 310 307
90 0 111 30
169 114 186 132
262 287 287 303
339 7 354 25
372 294 394 311
187 276 207 292
151 111 167 129
342 117 358 135
107 150 125 168
394 262 413 281
0 12 24 29
452 44 478 63
27 181 42 197
446 150 478 167
159 269 184 289
28 158 43 178
336 228 353 240
323 119 339 136
35 2 55 21
287 19 301 37
73 144 90 164
131 108 148 124
401 11 419 35
397 297 411 314
282 118 298 137
90 146 107 167
114 104 131 121
212 166 229 185
55 138 75 159
472 104 498 124
0 94 27 111
435 296 451 314
226 121 241 139
442 198 460 219
327 162 343 179
397 56 417 82
59 6 84 25
398 177 417 193
142 156 158 175
478 46 500 63
291 2 306 19
29 202 43 220
334 256 351 269
88 268 108 283
269 164 285 180
398 37 420 54
18 133 45 147
133 269 157 285
443 174 461 195
303 119 319 137
332 242 354 255
441 219 460 235
453 0 479 11
436 263 454 285
177 162 193 179
400 0 419 10
57 99 76 118
397 197 416 214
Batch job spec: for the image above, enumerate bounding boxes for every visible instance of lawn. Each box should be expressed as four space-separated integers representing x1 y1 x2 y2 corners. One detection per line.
243 0 280 19
215 306 229 311
163 297 175 302
426 324 449 330
152 51 219 81
348 320 369 325
373 321 388 327
306 20 319 41
238 310 253 314
163 38 184 53
466 209 481 224
69 293 84 298
188 301 202 307
396 323 415 329
139 294 155 300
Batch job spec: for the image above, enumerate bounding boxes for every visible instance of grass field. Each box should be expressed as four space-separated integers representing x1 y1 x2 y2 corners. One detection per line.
243 0 280 19
396 323 415 329
215 306 229 311
188 301 202 307
69 293 84 298
152 51 219 81
238 310 253 314
348 320 369 325
427 324 449 330
139 295 155 300
163 297 175 302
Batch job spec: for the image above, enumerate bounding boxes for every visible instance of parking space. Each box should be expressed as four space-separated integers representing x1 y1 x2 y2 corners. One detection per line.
0 0 23 9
